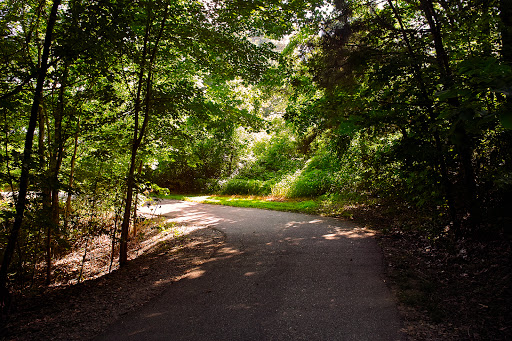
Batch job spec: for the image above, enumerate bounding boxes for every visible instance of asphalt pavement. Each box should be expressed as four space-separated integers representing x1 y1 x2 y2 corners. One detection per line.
95 200 405 340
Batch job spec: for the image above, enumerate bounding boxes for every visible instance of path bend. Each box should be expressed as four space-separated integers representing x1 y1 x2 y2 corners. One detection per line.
96 200 405 341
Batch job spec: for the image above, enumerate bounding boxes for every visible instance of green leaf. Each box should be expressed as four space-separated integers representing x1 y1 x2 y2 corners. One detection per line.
500 111 512 129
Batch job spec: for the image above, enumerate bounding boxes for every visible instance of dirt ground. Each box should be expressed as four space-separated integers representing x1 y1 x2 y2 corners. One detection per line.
1 203 511 340
0 225 225 341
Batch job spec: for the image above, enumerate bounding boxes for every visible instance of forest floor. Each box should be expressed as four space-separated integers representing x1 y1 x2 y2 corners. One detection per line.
1 200 511 340
1 222 226 341
346 203 512 340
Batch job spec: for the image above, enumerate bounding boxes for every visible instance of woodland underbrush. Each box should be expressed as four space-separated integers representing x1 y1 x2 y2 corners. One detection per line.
1 199 187 299
343 201 512 340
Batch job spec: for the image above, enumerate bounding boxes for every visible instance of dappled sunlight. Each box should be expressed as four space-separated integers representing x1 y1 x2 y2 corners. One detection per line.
188 196 215 202
171 212 224 226
86 201 410 341
49 221 208 288
283 219 326 229
152 275 184 289
132 224 206 257
140 199 233 227
283 237 306 245
185 268 206 279
322 233 340 240
284 221 300 229
216 246 243 256
322 227 374 240
139 199 201 216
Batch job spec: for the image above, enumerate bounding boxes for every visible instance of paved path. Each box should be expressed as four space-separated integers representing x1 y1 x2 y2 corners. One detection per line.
96 200 405 340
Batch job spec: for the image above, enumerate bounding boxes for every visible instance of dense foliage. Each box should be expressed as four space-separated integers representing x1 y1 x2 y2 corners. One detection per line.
278 0 512 236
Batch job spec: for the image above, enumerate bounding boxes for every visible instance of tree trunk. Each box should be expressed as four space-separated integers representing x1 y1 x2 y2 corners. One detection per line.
387 0 458 224
420 0 479 230
119 19 150 267
0 0 61 308
44 62 68 285
65 122 79 228
119 4 168 266
132 160 144 238
119 149 138 266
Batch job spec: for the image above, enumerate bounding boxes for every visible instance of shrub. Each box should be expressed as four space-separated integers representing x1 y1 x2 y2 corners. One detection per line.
221 178 271 195
271 168 331 198
289 169 330 197
150 183 170 196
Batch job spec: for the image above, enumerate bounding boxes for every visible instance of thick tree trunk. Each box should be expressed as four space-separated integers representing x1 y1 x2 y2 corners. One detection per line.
0 0 61 309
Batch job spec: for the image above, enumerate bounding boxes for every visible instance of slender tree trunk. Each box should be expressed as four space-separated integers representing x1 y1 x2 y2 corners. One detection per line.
65 122 79 228
120 149 139 266
419 0 452 85
119 5 168 266
0 0 61 306
45 62 68 285
132 160 144 238
110 203 122 273
119 20 149 266
78 237 89 283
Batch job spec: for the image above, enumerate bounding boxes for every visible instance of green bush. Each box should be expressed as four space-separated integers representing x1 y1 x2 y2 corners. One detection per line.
289 169 330 197
271 168 331 198
150 183 170 196
221 178 271 195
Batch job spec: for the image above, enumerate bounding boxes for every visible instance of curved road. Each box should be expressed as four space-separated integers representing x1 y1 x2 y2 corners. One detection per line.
96 200 405 340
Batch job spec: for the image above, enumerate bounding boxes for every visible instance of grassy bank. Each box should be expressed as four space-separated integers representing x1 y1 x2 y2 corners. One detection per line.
154 194 320 214
152 193 363 218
